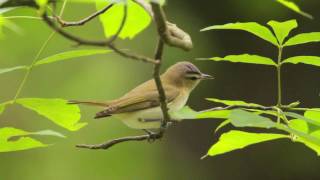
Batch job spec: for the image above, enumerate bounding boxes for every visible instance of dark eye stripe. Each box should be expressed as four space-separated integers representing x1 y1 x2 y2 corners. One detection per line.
185 74 200 80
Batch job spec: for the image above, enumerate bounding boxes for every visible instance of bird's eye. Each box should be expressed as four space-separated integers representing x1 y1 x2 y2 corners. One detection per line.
186 76 198 80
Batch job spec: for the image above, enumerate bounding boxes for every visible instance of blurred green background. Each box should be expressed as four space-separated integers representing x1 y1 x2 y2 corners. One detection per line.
1 0 320 179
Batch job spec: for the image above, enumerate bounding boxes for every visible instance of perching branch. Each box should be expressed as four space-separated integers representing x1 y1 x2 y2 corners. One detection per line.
39 1 193 150
153 39 169 135
76 133 162 150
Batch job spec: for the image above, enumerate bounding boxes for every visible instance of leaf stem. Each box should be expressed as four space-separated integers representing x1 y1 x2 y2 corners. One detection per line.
12 32 56 102
277 46 283 107
12 0 69 103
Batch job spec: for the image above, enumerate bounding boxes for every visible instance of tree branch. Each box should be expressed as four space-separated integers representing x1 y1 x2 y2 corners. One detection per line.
150 2 193 51
55 4 114 27
42 13 157 64
76 133 162 150
153 39 169 135
200 105 277 113
38 1 194 149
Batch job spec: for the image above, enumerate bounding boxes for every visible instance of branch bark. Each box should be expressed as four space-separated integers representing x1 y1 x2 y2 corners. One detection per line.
39 1 194 150
55 4 114 27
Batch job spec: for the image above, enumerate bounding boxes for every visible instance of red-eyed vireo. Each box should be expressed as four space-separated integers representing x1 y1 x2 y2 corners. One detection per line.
69 61 213 129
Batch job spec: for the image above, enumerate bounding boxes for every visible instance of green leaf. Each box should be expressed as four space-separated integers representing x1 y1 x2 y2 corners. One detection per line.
16 98 87 131
35 0 48 7
284 32 320 46
0 127 46 152
0 127 64 152
206 130 287 157
0 103 6 115
276 124 320 146
206 98 261 107
282 56 320 67
200 54 276 66
298 130 320 155
267 19 297 45
284 112 320 127
215 119 231 133
289 119 308 133
229 109 276 128
35 49 112 66
0 65 27 75
96 0 151 39
197 110 230 119
201 22 278 46
276 0 313 19
31 129 65 138
170 106 199 120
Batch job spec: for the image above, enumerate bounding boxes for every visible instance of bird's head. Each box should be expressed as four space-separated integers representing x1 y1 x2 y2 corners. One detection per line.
162 61 213 91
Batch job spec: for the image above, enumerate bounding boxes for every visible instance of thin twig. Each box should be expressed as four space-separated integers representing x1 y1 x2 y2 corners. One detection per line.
39 1 193 149
55 4 114 27
106 4 128 44
42 14 157 64
200 105 276 113
76 133 162 150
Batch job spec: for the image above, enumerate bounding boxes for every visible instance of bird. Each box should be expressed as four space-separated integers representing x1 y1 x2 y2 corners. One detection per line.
69 61 213 130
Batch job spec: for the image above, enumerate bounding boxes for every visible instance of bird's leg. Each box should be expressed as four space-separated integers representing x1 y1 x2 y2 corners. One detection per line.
143 129 161 143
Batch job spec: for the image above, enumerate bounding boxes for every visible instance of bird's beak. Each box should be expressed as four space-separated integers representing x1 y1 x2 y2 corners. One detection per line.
200 73 214 80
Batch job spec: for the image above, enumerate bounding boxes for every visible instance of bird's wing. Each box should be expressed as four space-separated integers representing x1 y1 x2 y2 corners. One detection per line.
95 83 179 118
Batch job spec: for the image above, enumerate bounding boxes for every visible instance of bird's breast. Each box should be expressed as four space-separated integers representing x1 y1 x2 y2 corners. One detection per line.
168 89 190 112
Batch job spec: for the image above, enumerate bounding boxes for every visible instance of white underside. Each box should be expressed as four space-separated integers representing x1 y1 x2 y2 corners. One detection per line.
114 91 189 129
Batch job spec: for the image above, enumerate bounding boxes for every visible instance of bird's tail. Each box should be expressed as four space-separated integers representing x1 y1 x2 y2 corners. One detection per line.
68 100 109 107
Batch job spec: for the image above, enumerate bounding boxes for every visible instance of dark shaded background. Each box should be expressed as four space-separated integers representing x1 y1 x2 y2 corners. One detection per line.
1 0 320 179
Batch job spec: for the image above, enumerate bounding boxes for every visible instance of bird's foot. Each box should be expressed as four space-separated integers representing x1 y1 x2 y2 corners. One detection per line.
143 129 162 143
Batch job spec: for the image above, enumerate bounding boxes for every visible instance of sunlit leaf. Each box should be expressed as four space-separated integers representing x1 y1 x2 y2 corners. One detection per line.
0 103 6 115
35 49 112 66
215 119 230 133
206 130 287 157
282 56 320 67
200 54 276 66
197 110 230 119
267 19 297 45
16 98 87 131
298 130 320 155
0 0 55 8
35 0 48 7
0 127 64 152
0 127 46 152
284 112 320 127
284 32 320 46
276 124 320 146
31 129 65 138
276 0 313 19
170 106 198 120
229 109 276 128
0 15 4 38
201 22 278 46
96 0 151 39
206 98 261 107
289 119 308 133
0 65 27 75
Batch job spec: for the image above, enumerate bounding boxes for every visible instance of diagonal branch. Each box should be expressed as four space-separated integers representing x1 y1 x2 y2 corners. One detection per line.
42 12 157 64
55 4 114 27
39 1 193 150
76 133 162 150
